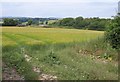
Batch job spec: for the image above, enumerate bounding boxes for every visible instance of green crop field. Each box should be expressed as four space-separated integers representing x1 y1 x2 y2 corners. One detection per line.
2 27 118 80
2 27 104 46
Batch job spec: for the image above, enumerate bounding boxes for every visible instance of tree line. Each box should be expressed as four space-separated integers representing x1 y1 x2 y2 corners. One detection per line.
51 17 111 31
2 16 111 31
1 17 57 26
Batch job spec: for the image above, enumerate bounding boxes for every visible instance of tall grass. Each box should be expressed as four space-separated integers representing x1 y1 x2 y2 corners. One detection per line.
2 27 118 80
2 38 118 80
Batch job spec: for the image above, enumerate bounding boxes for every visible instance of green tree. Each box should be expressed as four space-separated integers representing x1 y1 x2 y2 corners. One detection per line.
32 21 39 25
106 16 120 49
75 17 83 22
74 17 84 28
59 18 74 26
3 18 19 26
51 17 110 30
45 21 48 25
105 16 120 59
27 19 33 25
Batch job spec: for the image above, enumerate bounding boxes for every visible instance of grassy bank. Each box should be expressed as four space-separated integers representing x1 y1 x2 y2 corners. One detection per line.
3 39 118 80
2 27 118 80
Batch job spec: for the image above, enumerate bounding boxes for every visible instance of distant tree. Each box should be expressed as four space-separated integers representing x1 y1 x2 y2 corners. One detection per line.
59 18 74 26
88 21 104 31
74 17 89 29
3 18 19 26
32 21 39 25
45 21 48 25
51 17 110 31
75 17 83 21
27 19 33 25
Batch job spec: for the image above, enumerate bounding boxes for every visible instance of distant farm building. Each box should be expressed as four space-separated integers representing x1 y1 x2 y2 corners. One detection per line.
17 24 26 27
17 22 28 27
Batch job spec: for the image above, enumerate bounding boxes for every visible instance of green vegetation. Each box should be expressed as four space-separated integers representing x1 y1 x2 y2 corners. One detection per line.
0 27 2 80
2 27 103 46
2 17 110 31
2 27 118 80
27 19 33 25
2 18 19 26
106 16 120 50
2 17 58 26
52 17 111 31
105 16 120 80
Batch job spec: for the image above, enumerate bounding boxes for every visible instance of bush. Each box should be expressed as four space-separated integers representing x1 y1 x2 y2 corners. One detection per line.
105 16 120 50
106 27 120 49
2 18 19 26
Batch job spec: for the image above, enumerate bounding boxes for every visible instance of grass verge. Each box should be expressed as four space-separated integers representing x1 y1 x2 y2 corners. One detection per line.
2 37 118 80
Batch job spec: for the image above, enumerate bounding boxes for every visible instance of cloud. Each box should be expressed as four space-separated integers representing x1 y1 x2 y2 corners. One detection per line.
0 4 2 17
1 0 119 2
1 2 118 18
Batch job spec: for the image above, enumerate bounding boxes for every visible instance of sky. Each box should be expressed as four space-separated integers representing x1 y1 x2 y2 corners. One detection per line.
0 0 120 18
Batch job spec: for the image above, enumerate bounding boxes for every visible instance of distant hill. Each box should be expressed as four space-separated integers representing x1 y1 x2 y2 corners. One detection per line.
1 17 59 23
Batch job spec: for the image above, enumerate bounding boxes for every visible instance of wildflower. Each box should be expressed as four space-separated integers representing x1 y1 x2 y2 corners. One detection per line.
108 57 112 61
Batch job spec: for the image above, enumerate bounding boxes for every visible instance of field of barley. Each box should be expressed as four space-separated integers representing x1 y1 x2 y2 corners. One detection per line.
2 27 118 80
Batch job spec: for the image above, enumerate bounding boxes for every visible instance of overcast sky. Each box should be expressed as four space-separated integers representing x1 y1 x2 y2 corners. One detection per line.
1 0 120 18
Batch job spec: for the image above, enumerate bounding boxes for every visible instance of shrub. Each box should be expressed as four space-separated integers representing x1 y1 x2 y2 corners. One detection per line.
105 16 120 50
106 27 120 49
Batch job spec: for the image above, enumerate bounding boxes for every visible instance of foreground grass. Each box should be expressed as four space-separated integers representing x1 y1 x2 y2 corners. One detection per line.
0 47 1 80
3 40 118 80
2 27 118 80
